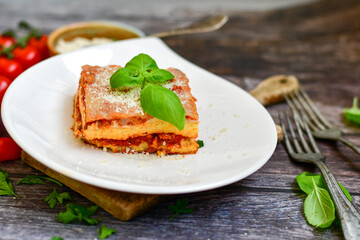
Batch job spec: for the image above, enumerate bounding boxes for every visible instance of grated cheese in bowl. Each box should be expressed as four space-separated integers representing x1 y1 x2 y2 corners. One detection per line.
55 37 113 53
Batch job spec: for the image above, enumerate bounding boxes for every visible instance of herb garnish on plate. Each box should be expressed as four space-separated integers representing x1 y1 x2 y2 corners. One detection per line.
110 53 186 130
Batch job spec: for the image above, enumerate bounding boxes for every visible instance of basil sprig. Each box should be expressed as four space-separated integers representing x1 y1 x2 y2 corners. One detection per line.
110 54 185 130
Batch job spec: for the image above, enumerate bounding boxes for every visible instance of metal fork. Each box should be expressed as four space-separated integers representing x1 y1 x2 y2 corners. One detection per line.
284 88 360 155
279 112 360 239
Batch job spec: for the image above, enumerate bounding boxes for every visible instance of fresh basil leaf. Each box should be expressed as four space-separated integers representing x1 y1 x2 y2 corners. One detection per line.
296 172 352 201
147 69 174 83
296 172 326 194
141 83 185 130
304 178 335 228
110 68 143 89
125 53 158 72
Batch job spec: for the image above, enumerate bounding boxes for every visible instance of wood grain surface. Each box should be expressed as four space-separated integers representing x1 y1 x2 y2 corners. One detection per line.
1 0 360 239
21 152 167 222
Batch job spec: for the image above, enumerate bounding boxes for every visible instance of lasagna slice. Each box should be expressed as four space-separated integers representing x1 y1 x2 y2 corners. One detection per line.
73 65 199 155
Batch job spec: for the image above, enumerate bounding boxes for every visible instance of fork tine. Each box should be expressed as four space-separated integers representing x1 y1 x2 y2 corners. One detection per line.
285 112 303 153
296 113 321 153
279 113 294 154
299 110 317 131
283 92 297 113
283 92 308 130
292 90 325 131
299 88 333 129
292 112 312 153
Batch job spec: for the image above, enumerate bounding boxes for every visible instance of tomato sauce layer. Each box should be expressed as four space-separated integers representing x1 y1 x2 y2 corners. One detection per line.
95 133 184 148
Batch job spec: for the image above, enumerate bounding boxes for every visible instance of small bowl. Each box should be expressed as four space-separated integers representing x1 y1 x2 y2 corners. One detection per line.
47 21 146 56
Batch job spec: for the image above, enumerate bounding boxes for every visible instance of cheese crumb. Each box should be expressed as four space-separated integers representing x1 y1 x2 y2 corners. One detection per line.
220 128 227 133
210 136 218 141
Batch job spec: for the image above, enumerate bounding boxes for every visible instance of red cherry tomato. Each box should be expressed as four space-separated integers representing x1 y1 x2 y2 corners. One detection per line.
0 137 21 161
28 35 49 59
0 76 11 103
13 46 42 69
0 36 16 48
0 57 24 81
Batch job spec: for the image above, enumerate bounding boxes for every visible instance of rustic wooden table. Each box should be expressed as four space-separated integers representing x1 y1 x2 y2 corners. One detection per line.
1 0 360 239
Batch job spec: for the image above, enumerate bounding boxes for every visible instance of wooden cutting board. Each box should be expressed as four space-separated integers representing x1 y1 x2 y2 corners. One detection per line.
21 75 298 221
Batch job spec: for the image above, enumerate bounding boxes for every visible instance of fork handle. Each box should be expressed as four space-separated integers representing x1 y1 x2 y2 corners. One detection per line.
315 160 360 239
339 137 360 155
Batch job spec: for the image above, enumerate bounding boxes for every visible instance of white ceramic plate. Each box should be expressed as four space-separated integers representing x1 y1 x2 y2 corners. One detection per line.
2 37 277 194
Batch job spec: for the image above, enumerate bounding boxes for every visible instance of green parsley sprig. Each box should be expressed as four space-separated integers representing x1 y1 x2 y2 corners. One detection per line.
57 204 101 225
50 237 63 240
97 224 117 239
197 140 204 148
45 188 71 208
110 53 186 130
0 169 17 197
17 175 63 186
168 198 194 220
296 172 351 228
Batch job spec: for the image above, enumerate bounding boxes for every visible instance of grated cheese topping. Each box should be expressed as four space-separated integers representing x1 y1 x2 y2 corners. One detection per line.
85 66 187 117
